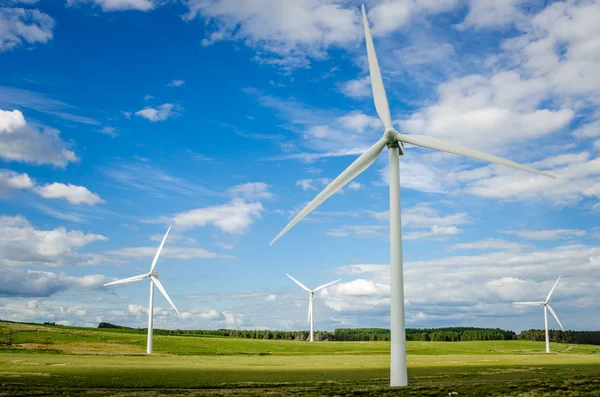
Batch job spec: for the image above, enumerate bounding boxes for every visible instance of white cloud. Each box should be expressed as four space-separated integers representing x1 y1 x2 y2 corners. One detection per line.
135 103 176 122
460 152 600 206
98 126 118 137
0 267 110 297
505 228 587 241
0 7 54 51
340 76 371 99
0 169 33 197
0 216 108 268
184 0 362 70
457 0 526 31
321 243 600 329
348 182 363 190
107 246 233 260
128 304 146 316
33 182 105 205
447 238 531 252
198 309 222 320
171 198 264 234
226 182 272 200
265 294 276 302
368 0 460 36
327 204 471 240
0 109 77 167
295 178 329 191
67 0 158 12
403 225 462 240
168 79 185 87
401 72 574 150
223 311 244 328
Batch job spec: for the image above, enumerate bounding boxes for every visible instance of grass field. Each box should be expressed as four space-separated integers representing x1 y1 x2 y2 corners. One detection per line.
1 321 599 396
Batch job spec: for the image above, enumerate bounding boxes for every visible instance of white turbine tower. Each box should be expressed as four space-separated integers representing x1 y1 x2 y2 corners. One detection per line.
514 276 564 353
104 227 179 354
270 5 554 387
287 274 340 342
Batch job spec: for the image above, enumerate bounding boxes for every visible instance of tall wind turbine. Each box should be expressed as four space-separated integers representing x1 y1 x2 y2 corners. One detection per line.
104 227 179 354
270 5 554 387
287 274 340 342
514 276 564 353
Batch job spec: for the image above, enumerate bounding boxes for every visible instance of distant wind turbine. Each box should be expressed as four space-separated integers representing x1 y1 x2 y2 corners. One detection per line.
104 227 179 354
270 5 554 387
514 276 564 353
286 274 340 342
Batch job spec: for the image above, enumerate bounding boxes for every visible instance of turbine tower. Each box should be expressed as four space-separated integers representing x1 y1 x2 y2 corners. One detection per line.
270 5 554 387
104 227 179 354
514 276 564 353
286 274 340 342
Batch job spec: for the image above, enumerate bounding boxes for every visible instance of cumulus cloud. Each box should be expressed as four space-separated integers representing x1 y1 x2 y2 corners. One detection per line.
0 7 54 51
0 109 77 167
459 152 600 206
456 0 527 31
0 267 110 297
0 215 108 268
33 182 104 205
162 183 272 235
322 243 600 329
135 103 176 122
184 0 362 70
265 294 277 302
0 169 33 197
401 72 574 150
340 76 371 98
170 199 264 234
367 0 459 36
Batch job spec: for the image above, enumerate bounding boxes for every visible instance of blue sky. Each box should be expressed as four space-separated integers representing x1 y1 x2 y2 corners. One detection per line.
1 0 599 333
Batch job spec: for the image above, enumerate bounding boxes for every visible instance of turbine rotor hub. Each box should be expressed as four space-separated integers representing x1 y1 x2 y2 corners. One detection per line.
384 128 398 144
150 271 159 279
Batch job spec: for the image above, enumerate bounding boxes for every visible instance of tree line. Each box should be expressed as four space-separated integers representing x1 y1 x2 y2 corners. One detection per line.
97 323 517 342
518 329 600 345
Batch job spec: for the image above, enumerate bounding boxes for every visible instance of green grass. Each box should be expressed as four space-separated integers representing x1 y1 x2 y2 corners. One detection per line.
1 321 599 396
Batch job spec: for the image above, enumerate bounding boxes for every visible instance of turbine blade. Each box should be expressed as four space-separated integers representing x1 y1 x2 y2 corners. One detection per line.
150 226 171 272
547 304 564 331
545 275 561 303
151 276 179 314
286 274 311 292
104 274 147 286
361 5 392 130
270 137 387 245
313 279 341 292
397 134 555 178
513 301 545 305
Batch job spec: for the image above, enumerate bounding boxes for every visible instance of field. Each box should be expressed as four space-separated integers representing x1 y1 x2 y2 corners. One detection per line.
1 321 599 396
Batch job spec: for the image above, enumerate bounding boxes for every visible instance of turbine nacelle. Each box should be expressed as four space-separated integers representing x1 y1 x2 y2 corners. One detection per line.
150 271 159 279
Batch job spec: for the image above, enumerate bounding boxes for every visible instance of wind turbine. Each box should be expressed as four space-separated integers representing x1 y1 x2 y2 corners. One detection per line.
104 227 179 354
514 276 564 353
287 274 340 342
270 5 554 387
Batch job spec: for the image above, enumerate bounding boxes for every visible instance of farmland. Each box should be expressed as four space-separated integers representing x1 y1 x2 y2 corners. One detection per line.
1 321 599 396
